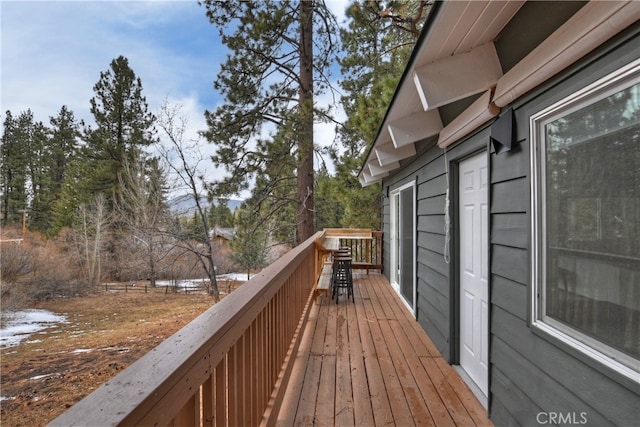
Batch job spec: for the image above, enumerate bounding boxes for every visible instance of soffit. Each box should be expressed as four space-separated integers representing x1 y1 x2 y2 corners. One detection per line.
360 1 639 187
360 0 524 186
384 1 521 123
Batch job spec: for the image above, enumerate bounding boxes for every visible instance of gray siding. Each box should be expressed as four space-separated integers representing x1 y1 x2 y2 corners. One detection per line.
381 21 640 427
487 28 640 426
492 307 639 426
384 132 488 360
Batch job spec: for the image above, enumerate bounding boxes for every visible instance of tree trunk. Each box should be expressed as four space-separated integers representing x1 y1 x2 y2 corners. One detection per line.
149 244 157 287
296 0 315 246
207 253 219 301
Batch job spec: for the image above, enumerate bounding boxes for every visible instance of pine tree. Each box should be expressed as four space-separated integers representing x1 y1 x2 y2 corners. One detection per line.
1 110 29 225
82 56 156 209
199 0 338 246
207 199 234 229
76 56 157 280
48 106 81 236
230 205 269 280
1 107 79 234
250 124 298 243
314 165 344 230
49 107 80 198
0 110 57 231
27 120 52 232
333 0 431 229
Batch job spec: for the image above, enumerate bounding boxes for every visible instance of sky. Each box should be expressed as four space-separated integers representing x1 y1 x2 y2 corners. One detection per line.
1 0 349 197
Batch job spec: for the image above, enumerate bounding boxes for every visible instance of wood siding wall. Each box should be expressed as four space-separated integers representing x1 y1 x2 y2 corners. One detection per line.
383 132 488 361
489 27 640 427
382 24 640 427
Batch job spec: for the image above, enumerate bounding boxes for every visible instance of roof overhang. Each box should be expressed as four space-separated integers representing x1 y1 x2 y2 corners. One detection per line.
359 0 640 186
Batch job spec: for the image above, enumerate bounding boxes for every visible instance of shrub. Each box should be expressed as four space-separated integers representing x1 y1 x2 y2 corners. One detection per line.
1 232 95 309
0 242 34 284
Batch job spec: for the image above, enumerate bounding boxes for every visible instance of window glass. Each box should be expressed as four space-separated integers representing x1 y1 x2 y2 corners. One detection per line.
538 68 640 369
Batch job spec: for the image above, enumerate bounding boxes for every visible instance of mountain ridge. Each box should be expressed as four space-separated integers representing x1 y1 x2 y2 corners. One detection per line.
168 194 243 216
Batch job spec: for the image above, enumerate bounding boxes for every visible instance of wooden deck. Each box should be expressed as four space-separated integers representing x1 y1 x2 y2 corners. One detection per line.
277 272 492 426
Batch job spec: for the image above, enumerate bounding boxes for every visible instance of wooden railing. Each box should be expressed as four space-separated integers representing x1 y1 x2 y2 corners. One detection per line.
49 231 321 427
320 228 383 273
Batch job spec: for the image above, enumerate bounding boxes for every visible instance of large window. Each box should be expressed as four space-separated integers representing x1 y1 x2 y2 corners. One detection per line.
531 60 640 380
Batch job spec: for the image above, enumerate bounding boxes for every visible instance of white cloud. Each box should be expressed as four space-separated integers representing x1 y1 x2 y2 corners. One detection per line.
2 2 106 124
326 0 350 25
1 0 351 191
1 1 218 128
314 78 347 174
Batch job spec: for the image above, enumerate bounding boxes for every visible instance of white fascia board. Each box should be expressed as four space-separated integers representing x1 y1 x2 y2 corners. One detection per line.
359 170 385 187
437 89 500 149
388 110 443 148
374 141 417 166
494 1 639 107
413 42 503 111
358 173 369 186
368 159 400 176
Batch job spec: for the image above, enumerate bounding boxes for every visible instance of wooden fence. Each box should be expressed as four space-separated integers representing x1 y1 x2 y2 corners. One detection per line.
103 280 211 294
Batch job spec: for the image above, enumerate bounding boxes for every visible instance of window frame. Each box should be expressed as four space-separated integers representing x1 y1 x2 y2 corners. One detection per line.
530 58 640 382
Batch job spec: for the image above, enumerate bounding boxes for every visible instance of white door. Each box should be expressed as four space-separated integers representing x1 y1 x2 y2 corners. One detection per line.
459 152 489 397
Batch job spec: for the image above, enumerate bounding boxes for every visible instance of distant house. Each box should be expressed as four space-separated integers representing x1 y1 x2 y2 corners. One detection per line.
210 227 234 255
359 1 639 425
210 226 235 243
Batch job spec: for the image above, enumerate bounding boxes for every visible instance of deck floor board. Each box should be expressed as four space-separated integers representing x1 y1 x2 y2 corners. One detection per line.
278 272 492 426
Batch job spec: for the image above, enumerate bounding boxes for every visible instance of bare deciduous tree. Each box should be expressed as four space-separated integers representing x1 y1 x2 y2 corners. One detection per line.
114 157 173 287
75 193 108 286
157 101 220 300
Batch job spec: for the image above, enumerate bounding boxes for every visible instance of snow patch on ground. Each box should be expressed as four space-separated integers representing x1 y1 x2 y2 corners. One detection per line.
1 273 253 348
30 373 55 381
0 310 67 348
153 273 254 290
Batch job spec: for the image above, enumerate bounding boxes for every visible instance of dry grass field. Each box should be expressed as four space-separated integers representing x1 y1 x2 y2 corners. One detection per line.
0 289 226 426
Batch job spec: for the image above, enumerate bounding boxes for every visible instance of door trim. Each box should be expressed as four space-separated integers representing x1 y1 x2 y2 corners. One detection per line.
451 149 491 407
389 180 416 314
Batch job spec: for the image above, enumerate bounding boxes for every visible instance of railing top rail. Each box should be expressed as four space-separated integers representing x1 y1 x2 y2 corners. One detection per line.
323 228 373 239
49 231 323 427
